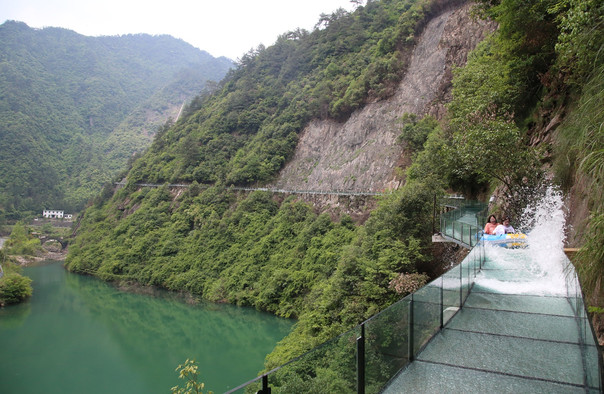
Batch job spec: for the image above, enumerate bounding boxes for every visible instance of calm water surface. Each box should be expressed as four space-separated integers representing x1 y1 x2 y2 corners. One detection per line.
0 261 293 393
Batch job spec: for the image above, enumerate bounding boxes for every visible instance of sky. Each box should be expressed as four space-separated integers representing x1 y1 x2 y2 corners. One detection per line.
0 0 356 60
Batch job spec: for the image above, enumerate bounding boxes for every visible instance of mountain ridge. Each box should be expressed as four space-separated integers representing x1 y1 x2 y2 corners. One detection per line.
0 20 233 218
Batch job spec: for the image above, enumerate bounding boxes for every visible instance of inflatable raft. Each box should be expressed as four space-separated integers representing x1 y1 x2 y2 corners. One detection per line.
483 233 527 247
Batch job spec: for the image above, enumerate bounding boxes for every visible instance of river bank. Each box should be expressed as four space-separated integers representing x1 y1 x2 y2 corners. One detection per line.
10 247 67 265
1 235 67 265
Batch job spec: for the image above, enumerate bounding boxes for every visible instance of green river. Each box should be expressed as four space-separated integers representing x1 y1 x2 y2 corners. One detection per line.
0 261 294 393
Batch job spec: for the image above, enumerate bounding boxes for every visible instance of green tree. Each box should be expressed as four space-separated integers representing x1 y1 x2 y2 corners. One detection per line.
553 0 604 85
0 272 33 305
6 221 41 256
171 359 212 394
397 113 439 153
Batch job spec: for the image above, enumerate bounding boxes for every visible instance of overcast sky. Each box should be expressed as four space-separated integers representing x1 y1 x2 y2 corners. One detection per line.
0 0 356 60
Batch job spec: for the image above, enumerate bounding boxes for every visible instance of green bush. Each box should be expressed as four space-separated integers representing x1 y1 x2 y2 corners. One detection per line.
5 222 41 256
397 113 439 153
0 272 33 305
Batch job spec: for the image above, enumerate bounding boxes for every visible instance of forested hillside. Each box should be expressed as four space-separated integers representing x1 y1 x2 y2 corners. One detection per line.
0 21 233 219
66 0 603 389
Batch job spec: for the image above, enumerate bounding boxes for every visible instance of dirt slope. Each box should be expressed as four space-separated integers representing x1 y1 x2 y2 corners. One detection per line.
270 3 495 193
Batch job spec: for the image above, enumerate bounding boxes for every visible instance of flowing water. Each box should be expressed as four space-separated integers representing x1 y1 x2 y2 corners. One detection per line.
0 262 294 393
475 187 569 296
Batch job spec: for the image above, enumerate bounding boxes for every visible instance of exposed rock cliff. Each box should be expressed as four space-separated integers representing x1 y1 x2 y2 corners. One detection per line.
270 3 496 194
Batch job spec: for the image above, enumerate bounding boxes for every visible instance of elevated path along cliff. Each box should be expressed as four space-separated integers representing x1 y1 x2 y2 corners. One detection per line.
114 182 385 197
384 198 601 393
228 196 601 393
0 237 5 279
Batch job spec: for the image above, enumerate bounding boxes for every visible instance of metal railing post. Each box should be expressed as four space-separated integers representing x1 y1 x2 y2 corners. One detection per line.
459 262 463 308
479 242 487 270
473 233 477 277
260 374 271 394
440 277 444 329
481 239 485 269
461 224 464 245
357 324 365 394
408 294 414 362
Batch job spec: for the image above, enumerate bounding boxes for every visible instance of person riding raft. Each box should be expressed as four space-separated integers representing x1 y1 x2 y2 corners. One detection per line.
493 216 515 235
484 215 499 235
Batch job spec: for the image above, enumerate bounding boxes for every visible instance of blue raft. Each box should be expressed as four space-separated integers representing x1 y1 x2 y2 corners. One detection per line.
482 233 527 247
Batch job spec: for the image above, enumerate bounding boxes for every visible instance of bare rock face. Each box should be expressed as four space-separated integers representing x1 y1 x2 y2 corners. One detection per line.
270 3 495 194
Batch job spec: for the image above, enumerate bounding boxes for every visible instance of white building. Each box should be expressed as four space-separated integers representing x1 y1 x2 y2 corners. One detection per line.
43 209 64 219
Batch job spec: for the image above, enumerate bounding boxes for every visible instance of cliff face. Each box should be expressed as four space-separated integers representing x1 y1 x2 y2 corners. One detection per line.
270 3 495 193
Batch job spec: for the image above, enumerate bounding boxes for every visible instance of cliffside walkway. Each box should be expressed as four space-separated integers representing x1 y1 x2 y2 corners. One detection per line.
227 198 601 393
114 182 385 197
382 200 601 392
0 237 4 279
435 198 486 248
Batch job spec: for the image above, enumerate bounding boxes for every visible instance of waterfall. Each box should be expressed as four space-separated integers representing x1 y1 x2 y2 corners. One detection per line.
476 186 568 296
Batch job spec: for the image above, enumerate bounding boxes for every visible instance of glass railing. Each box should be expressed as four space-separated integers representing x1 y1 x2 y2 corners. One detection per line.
439 198 487 247
226 242 486 394
564 258 603 389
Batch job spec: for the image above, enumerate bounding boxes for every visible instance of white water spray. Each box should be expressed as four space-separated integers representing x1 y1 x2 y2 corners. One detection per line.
476 186 569 296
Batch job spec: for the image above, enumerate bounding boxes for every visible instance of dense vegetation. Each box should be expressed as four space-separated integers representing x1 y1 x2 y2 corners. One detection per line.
0 21 232 219
560 72 604 306
66 0 602 389
67 0 441 364
2 222 41 257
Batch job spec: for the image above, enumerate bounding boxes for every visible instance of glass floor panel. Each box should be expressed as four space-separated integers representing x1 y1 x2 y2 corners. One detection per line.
385 202 600 393
416 328 586 386
384 360 590 394
463 292 576 317
446 307 580 343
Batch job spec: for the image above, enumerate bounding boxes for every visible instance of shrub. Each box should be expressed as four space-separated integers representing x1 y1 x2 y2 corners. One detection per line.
0 272 33 305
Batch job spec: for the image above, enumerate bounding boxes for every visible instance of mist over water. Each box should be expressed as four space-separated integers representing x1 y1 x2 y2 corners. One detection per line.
476 186 569 296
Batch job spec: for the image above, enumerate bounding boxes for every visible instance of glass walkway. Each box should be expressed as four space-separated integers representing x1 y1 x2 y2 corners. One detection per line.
438 198 486 248
385 197 601 393
228 196 601 393
384 247 600 393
